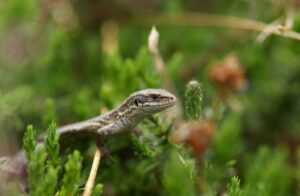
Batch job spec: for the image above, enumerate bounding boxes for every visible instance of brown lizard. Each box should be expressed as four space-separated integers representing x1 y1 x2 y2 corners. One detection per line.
2 89 177 187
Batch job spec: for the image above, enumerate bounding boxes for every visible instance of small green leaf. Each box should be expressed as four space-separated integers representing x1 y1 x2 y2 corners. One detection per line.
131 135 155 158
92 183 104 196
28 146 47 195
23 124 37 160
45 121 60 167
59 150 82 196
227 176 242 196
34 166 58 196
163 150 196 196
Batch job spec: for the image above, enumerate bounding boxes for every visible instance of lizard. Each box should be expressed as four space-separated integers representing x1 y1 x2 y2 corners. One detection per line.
2 88 177 186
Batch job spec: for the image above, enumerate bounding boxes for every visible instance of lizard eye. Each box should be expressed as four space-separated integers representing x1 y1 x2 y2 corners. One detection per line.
134 99 140 106
150 94 159 100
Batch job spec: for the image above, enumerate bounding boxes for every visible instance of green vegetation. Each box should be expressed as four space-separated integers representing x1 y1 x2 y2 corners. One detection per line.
185 80 203 120
1 0 300 195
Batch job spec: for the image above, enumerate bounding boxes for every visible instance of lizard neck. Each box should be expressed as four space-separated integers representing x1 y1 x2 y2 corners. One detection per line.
88 102 142 125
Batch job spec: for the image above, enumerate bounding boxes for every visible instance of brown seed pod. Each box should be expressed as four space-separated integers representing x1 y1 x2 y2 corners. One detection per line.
209 53 246 97
172 121 215 154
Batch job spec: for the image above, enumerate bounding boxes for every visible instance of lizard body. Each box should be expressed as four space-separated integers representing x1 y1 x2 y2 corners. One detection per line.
4 89 177 183
50 88 176 145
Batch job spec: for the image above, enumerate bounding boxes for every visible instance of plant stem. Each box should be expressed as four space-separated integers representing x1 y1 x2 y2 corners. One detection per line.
132 12 300 41
83 148 102 196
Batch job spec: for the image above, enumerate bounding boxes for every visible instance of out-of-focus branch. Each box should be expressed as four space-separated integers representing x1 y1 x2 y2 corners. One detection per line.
278 3 295 33
101 20 119 54
133 12 300 41
285 4 294 30
257 3 295 43
256 17 282 43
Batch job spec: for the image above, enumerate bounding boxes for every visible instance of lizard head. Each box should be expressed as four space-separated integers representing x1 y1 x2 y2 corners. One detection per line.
127 89 177 115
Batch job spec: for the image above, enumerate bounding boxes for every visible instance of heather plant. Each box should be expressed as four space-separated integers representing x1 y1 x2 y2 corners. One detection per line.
1 0 300 195
23 123 85 195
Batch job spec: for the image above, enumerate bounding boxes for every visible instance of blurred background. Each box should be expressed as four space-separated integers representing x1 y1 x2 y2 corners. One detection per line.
1 0 300 195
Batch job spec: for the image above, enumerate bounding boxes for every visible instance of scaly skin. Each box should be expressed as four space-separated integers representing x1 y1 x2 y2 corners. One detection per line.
5 89 177 186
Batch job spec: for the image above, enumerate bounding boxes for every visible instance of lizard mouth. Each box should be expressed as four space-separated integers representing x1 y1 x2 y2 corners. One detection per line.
163 95 177 106
144 96 177 108
161 98 177 107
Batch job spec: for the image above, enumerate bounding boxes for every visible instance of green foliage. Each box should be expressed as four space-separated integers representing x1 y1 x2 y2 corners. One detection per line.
0 86 33 132
242 147 291 196
212 112 243 163
163 150 196 196
28 147 53 196
1 0 300 195
23 123 83 195
131 135 156 158
42 98 57 127
32 165 58 196
296 148 300 195
59 150 82 196
0 0 38 24
45 121 60 167
23 125 37 160
92 183 104 196
74 88 96 119
185 80 203 120
201 112 243 194
227 176 242 196
24 124 59 196
0 86 33 111
103 47 160 97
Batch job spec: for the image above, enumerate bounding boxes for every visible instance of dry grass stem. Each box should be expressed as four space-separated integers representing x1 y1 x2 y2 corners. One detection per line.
83 148 102 196
134 12 300 41
256 17 282 43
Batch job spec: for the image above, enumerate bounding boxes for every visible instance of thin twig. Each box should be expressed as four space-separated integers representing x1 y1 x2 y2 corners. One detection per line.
256 17 283 43
82 147 102 196
284 2 294 30
132 12 300 41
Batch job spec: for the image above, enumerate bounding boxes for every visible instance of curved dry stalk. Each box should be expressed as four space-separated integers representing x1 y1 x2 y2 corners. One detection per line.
134 12 300 41
256 17 283 43
82 148 102 196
